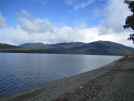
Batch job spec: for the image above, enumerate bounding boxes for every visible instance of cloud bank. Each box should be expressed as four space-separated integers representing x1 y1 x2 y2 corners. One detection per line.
0 0 133 47
103 0 131 33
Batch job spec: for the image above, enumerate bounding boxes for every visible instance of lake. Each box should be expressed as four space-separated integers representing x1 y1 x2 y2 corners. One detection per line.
0 53 121 96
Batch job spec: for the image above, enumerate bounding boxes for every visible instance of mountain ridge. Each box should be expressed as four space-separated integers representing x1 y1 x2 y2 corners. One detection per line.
0 41 134 56
0 43 17 49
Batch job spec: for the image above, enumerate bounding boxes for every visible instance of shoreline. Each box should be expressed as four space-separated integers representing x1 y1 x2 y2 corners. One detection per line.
54 56 134 101
0 51 124 56
1 57 126 101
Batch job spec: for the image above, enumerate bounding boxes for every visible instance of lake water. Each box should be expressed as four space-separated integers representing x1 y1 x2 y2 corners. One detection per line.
0 53 121 96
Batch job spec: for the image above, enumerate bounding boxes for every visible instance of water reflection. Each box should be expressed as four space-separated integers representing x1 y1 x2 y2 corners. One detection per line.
0 53 121 96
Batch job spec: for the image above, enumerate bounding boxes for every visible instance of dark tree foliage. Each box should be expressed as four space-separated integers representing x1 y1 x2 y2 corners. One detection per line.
124 0 134 43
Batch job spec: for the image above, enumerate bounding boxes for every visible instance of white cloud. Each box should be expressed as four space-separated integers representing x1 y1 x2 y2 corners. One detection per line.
65 0 95 11
0 0 133 47
0 26 29 44
73 0 94 10
19 16 53 34
97 0 134 46
0 19 132 46
0 12 101 45
0 20 100 45
102 0 131 33
0 15 6 28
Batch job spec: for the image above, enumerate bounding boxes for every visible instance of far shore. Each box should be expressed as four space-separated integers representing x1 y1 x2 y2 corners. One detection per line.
0 50 124 56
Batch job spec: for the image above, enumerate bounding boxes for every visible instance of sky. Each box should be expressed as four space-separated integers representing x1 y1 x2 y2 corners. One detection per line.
0 0 133 47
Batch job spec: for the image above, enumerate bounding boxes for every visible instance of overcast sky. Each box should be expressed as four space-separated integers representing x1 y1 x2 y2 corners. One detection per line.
0 0 133 46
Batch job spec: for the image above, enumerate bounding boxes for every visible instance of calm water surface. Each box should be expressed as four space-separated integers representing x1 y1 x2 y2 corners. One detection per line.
0 53 122 96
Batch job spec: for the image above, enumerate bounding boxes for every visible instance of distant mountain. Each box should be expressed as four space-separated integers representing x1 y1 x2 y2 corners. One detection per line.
18 41 134 55
70 41 134 55
20 43 46 49
0 43 17 49
0 41 134 55
19 42 85 50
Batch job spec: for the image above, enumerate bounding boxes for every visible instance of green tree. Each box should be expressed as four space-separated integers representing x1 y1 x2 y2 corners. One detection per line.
124 0 134 43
